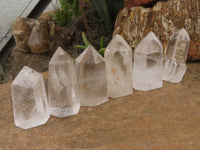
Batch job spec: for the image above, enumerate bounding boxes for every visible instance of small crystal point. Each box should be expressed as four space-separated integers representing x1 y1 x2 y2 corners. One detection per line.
163 28 190 83
11 66 50 129
105 34 133 98
48 47 80 118
133 32 163 91
76 45 108 106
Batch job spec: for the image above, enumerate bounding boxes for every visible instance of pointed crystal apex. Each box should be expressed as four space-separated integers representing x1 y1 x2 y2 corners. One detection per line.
172 28 190 41
12 66 41 87
108 34 132 52
163 28 190 83
133 32 163 91
48 47 80 118
105 34 133 98
50 47 73 65
76 45 104 64
11 66 50 129
135 32 163 54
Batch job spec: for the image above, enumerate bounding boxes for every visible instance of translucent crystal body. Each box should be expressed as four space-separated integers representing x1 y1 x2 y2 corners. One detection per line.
105 34 133 98
11 66 50 129
132 32 163 91
163 28 190 83
48 47 80 118
76 45 108 106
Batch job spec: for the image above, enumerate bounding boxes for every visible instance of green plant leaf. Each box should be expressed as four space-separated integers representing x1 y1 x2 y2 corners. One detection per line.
90 0 112 31
98 48 106 57
74 45 87 49
82 32 91 47
49 14 57 20
52 0 81 26
100 36 104 49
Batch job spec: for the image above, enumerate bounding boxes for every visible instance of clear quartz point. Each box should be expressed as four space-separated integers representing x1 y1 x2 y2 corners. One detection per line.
76 45 108 106
11 66 50 129
105 34 133 98
48 47 80 118
133 32 163 91
163 28 190 83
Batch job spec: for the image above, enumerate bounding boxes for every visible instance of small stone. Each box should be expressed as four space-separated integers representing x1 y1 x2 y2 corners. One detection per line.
105 34 133 98
76 45 108 106
28 24 50 54
48 47 80 117
11 66 50 129
132 32 163 91
12 18 39 53
163 28 190 83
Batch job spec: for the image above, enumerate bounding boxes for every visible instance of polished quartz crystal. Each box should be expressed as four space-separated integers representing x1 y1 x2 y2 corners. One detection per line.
48 47 80 118
76 45 108 106
132 32 163 91
105 34 133 98
163 28 190 83
11 66 50 129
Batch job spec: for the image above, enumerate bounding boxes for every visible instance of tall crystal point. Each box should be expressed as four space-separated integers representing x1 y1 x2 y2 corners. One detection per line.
132 32 163 91
48 47 80 118
76 45 108 106
105 34 133 98
11 66 50 129
163 28 190 83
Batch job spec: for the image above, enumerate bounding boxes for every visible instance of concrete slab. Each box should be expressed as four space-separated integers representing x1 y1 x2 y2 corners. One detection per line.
0 0 56 52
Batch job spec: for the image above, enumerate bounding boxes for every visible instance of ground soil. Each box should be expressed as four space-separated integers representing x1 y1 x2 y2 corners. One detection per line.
0 5 112 84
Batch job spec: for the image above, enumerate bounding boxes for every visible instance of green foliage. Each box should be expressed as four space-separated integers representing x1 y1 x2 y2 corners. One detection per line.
74 32 91 50
50 0 81 26
0 58 10 83
99 36 106 57
74 32 106 57
90 0 124 31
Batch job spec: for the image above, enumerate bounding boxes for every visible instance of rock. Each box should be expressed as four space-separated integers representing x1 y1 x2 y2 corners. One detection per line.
124 0 161 7
12 16 71 54
12 18 39 53
113 0 200 61
28 24 50 53
38 10 55 20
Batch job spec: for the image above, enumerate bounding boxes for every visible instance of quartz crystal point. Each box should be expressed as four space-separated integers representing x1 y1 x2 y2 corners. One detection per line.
76 45 108 106
48 47 80 118
11 66 50 129
105 34 133 98
132 32 163 91
163 28 190 83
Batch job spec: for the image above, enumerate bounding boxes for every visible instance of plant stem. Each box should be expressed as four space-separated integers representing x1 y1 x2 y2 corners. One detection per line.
79 0 92 41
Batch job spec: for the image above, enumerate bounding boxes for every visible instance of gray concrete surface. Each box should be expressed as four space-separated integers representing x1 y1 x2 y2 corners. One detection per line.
0 0 56 52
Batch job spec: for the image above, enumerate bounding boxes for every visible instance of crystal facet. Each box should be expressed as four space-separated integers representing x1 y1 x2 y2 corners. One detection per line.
132 32 163 91
163 28 190 83
11 66 50 129
105 34 133 98
76 45 108 106
48 47 80 118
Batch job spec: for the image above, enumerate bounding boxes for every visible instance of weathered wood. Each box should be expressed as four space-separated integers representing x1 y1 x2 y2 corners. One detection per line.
114 0 200 61
124 0 160 8
0 63 200 150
